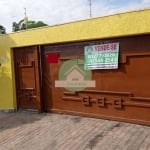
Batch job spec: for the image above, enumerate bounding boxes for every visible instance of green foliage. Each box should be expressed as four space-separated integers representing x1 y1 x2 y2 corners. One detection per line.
0 25 6 34
12 22 21 32
12 20 48 32
27 21 47 29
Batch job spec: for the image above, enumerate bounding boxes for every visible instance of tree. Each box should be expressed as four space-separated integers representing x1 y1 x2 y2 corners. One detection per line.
27 21 47 29
0 25 6 34
12 19 48 32
12 22 21 32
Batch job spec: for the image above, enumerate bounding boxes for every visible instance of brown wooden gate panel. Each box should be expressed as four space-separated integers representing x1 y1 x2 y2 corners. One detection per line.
13 46 42 112
42 35 150 125
41 52 53 112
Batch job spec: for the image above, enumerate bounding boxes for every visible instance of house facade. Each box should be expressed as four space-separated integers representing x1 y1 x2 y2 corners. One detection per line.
0 9 150 125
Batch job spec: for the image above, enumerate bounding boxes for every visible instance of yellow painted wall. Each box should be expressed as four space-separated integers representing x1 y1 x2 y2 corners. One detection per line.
0 9 150 109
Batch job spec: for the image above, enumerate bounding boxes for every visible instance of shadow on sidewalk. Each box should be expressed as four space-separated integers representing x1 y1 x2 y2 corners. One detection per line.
0 111 49 131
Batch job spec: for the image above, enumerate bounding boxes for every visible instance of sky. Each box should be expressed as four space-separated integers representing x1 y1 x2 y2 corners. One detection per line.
0 0 150 33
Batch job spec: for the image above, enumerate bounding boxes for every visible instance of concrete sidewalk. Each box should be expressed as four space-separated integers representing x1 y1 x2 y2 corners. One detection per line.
0 111 150 150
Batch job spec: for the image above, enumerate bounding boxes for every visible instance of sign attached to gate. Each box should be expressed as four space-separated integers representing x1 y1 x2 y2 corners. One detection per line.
84 43 119 70
47 52 59 63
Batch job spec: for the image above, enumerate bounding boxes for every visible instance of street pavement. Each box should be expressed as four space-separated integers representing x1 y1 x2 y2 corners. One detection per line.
0 111 150 150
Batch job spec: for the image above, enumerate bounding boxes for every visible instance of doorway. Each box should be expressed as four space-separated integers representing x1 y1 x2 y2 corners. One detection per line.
13 46 42 112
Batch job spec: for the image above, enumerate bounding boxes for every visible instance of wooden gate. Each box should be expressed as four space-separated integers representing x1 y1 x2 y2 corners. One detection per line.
42 35 150 125
13 46 42 112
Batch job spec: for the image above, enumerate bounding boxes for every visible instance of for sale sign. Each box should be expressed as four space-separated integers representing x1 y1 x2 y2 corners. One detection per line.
84 43 119 70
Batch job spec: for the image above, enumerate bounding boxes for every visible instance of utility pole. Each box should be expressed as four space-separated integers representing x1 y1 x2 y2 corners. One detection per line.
24 8 27 17
24 8 28 29
89 0 92 18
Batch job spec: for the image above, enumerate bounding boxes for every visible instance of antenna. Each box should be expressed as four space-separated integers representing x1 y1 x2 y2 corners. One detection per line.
89 0 92 18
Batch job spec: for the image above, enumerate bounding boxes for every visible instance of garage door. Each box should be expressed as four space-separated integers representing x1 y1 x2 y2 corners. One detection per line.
41 35 150 125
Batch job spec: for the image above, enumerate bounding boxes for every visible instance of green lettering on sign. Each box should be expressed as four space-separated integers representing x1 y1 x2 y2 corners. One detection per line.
84 43 119 70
